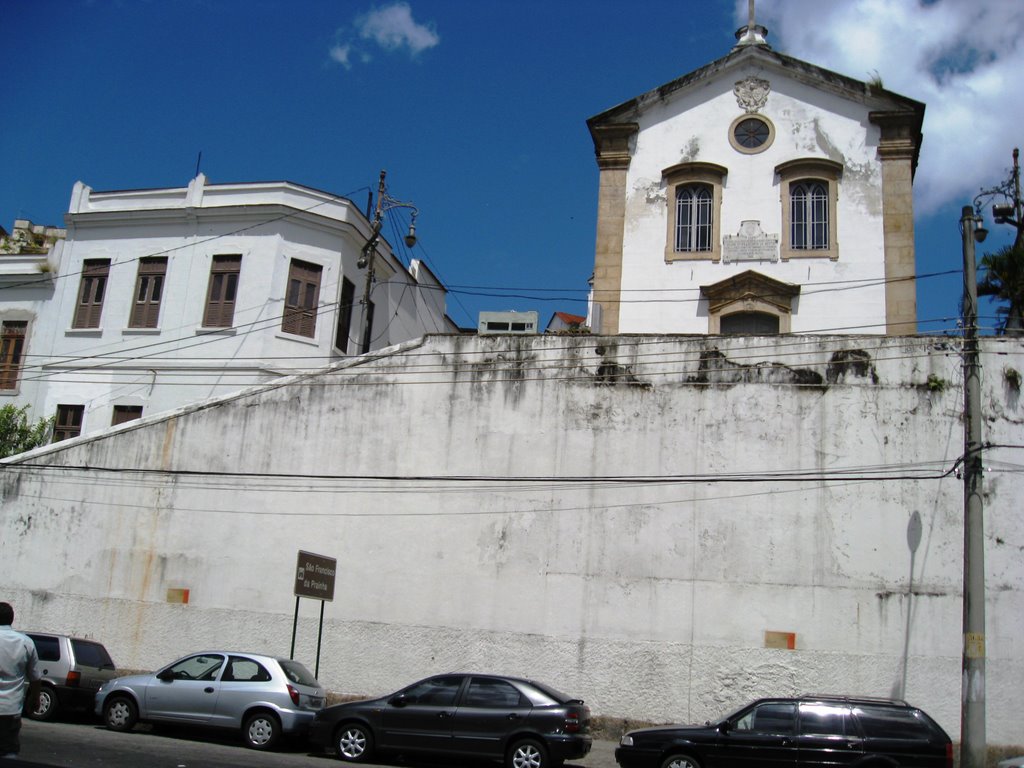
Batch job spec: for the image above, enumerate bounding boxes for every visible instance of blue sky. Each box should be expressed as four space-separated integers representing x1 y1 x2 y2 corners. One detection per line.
2 0 1021 332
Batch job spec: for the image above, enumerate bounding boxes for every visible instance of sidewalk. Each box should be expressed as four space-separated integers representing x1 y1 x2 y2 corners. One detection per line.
573 739 618 768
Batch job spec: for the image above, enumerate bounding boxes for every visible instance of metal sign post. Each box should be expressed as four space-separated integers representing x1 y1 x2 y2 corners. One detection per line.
290 550 336 679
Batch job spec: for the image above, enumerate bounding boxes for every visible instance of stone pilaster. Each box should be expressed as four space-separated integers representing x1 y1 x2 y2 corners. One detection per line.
589 123 637 335
871 111 922 335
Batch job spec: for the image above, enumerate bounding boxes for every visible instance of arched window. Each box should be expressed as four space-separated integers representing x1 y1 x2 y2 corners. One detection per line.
663 162 727 262
776 158 842 261
675 184 713 252
790 180 829 250
720 311 780 335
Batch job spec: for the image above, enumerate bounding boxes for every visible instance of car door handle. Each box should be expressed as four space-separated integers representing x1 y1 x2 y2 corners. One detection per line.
204 687 215 694
438 711 452 719
507 714 521 720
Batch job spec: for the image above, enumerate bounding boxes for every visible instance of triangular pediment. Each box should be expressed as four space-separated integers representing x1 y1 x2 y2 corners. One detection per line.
589 43 922 128
700 269 800 314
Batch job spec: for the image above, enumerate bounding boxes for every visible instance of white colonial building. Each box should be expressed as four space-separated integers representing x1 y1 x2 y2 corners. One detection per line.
587 20 923 337
0 174 456 438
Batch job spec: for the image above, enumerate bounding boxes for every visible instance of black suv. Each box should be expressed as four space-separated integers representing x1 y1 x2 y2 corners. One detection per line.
309 673 591 767
615 695 952 768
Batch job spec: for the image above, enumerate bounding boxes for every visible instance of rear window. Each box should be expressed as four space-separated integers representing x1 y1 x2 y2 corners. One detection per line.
278 660 318 687
517 680 572 707
71 640 114 669
29 635 61 662
854 706 931 739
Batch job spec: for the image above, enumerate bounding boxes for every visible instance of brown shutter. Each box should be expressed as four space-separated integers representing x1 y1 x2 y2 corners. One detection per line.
129 258 167 328
0 321 27 389
73 260 110 329
282 259 321 338
203 255 241 327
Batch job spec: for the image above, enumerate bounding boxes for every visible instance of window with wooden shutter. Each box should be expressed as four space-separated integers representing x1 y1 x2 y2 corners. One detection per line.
128 257 167 328
281 259 322 338
1 321 27 390
53 404 84 442
334 277 356 353
203 255 241 327
73 259 110 329
111 405 143 425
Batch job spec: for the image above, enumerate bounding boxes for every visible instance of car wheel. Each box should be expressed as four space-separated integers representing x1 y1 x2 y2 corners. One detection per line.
661 755 701 768
28 685 58 721
507 738 548 768
334 722 374 762
243 711 280 750
103 695 139 732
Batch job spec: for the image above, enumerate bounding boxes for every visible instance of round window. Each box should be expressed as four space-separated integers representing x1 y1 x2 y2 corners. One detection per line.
729 115 774 154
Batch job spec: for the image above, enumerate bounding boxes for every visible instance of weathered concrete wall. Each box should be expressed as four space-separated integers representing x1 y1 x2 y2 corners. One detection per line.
1 334 1021 745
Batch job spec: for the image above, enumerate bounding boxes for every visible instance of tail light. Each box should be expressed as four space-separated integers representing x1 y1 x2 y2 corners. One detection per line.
564 706 589 733
287 684 300 706
945 743 953 768
65 670 81 688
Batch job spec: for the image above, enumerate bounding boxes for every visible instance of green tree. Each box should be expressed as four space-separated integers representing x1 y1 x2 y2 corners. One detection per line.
0 404 53 458
978 243 1024 336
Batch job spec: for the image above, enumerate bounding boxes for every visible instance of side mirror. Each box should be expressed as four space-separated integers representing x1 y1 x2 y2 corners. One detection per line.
718 721 732 734
389 694 408 708
156 669 174 682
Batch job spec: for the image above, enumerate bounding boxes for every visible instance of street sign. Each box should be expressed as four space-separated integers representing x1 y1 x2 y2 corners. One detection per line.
294 550 337 601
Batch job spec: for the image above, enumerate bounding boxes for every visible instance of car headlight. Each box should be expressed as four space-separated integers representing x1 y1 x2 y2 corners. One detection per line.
620 735 634 747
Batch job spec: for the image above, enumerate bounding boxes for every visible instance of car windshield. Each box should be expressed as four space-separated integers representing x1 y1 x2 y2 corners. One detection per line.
278 660 318 687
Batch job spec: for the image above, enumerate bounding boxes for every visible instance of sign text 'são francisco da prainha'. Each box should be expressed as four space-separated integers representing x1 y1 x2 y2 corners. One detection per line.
294 550 337 601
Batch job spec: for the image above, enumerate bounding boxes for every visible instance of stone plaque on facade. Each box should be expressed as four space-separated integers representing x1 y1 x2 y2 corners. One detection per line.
723 220 778 263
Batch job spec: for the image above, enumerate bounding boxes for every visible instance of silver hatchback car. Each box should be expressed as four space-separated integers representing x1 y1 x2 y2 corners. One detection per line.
94 651 325 750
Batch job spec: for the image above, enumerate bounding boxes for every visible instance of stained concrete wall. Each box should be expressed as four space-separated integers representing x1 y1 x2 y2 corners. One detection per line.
1 333 1022 745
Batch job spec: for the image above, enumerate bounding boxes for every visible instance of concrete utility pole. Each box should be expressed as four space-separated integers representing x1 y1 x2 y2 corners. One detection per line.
958 204 986 768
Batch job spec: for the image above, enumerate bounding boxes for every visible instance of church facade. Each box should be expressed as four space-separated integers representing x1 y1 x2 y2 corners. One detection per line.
587 22 923 337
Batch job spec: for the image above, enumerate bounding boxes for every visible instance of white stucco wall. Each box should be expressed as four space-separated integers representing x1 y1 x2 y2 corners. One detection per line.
1 333 1022 746
616 57 895 335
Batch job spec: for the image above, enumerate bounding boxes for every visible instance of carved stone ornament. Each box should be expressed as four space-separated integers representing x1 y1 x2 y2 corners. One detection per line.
734 76 771 114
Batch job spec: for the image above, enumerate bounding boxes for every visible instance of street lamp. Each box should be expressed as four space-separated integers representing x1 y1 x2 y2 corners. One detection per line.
358 170 419 354
958 204 987 768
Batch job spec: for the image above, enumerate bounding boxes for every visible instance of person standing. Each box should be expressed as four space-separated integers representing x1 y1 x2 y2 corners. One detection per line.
0 602 40 759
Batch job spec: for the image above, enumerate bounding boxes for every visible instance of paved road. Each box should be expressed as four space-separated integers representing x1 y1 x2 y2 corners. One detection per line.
14 717 621 768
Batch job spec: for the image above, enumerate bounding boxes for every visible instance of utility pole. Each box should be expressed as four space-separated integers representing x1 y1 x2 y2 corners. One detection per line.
359 171 388 355
958 204 986 768
356 170 419 355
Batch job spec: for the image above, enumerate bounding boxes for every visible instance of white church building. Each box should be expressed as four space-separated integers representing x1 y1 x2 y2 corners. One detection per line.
587 19 922 337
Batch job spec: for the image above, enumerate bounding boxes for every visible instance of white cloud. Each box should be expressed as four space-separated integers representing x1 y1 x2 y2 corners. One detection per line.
329 44 353 69
751 0 1024 214
356 2 439 55
329 2 439 71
